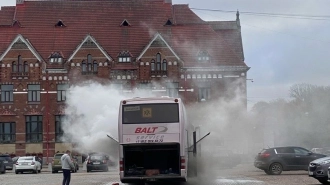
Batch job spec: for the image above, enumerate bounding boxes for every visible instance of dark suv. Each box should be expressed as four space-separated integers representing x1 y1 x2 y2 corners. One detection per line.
0 154 13 170
254 146 326 175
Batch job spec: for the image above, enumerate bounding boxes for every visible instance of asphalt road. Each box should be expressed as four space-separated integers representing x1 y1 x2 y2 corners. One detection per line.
0 163 324 185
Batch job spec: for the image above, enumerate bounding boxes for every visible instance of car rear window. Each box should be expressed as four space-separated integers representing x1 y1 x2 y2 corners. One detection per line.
18 157 33 161
54 154 64 159
91 155 104 160
0 156 12 161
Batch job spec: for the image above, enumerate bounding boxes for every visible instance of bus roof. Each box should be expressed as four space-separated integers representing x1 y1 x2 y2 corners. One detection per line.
121 97 182 104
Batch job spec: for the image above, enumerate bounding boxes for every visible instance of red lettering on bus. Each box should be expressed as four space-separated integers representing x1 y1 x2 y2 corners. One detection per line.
135 127 158 133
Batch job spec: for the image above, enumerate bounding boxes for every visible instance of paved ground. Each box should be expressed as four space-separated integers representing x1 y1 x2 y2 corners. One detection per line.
0 163 324 185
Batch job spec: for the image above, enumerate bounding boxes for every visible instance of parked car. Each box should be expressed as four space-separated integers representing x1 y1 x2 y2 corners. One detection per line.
86 153 111 172
12 156 19 164
0 160 5 174
15 156 42 174
52 153 79 173
308 156 330 185
254 146 326 175
0 154 14 170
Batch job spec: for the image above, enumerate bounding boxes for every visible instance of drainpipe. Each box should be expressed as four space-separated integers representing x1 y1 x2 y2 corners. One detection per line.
46 71 50 164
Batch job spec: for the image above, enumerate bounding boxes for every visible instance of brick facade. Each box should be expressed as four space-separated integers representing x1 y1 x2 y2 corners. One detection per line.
0 0 249 161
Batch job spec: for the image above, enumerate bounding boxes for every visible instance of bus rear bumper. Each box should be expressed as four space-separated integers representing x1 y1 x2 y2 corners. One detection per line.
120 171 187 183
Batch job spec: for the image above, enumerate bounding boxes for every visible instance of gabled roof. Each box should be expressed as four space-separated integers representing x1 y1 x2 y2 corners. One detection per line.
67 34 113 62
0 0 246 68
0 34 43 61
137 33 181 61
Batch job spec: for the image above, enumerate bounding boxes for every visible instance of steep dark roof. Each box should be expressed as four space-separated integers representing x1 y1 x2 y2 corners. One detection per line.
0 6 15 26
208 21 245 61
0 0 246 67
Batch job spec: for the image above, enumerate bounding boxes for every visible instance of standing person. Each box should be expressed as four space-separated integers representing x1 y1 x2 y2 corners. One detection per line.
61 150 75 185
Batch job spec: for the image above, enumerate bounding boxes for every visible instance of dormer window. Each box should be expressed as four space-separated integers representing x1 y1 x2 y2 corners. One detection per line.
197 50 210 62
55 19 66 27
118 51 132 63
164 19 173 26
120 19 131 27
49 52 64 63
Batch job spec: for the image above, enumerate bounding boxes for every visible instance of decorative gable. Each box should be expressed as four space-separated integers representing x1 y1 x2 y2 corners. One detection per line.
137 33 181 62
67 34 113 61
0 34 43 62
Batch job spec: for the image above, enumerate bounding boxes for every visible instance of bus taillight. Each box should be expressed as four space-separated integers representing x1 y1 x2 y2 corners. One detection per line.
119 159 124 171
180 157 185 169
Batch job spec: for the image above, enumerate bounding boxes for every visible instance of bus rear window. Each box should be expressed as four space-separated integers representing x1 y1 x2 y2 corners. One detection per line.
122 103 179 124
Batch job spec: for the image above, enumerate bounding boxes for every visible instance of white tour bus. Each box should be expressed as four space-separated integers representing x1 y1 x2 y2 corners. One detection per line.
118 97 194 183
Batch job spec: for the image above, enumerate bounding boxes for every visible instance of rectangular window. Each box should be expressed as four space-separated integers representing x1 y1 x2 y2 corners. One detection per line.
0 122 15 143
28 85 40 102
138 83 152 90
198 88 210 102
55 115 65 142
167 82 178 98
57 84 69 102
26 116 43 143
1 85 14 102
122 103 179 124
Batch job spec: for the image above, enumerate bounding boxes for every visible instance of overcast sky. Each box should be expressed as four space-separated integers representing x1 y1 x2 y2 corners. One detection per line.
1 0 330 110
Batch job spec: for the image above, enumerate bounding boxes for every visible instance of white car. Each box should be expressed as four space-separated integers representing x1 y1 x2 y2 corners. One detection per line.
15 156 42 174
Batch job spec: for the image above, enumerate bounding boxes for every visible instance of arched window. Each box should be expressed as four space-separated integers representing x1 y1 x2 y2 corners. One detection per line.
18 55 23 72
24 61 29 72
156 53 161 71
82 60 87 72
162 59 167 71
93 61 98 72
150 59 155 71
87 54 92 71
12 61 17 72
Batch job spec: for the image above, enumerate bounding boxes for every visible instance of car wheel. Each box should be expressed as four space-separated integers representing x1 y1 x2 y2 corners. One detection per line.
318 178 330 185
87 168 90 172
269 163 282 175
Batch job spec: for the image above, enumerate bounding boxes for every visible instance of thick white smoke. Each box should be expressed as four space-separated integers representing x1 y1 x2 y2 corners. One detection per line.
60 81 154 157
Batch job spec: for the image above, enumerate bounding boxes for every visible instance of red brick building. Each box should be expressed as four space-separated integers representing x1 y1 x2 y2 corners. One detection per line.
0 0 249 161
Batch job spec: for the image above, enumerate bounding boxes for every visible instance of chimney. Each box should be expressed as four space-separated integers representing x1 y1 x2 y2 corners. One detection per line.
16 0 24 5
164 0 172 3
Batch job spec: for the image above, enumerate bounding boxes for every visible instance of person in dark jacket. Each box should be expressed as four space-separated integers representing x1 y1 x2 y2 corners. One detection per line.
61 150 75 185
